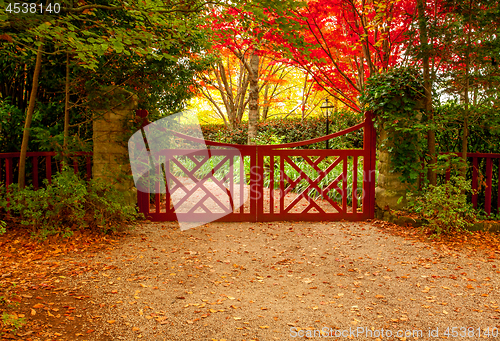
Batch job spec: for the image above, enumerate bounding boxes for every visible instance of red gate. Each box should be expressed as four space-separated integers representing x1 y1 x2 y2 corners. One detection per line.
137 112 376 222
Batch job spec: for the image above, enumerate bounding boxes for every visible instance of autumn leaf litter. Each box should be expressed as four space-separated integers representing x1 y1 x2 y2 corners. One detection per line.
68 221 500 341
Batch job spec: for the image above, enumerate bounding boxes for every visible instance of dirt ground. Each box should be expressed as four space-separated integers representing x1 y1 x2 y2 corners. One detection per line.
1 220 500 341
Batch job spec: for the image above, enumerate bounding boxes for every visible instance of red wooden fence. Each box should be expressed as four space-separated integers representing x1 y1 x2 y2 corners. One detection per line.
443 152 500 216
137 112 377 222
0 152 92 188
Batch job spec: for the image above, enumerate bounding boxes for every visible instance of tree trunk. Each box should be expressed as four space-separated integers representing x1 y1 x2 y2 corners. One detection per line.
18 42 43 189
417 0 436 186
461 3 472 178
261 83 270 121
63 53 70 155
247 52 259 145
236 69 248 125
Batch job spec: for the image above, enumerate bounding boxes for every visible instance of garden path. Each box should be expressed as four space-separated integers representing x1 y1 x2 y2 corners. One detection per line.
73 221 500 340
1 220 499 340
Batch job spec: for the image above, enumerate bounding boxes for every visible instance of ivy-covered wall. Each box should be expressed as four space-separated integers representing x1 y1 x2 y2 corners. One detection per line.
360 67 426 212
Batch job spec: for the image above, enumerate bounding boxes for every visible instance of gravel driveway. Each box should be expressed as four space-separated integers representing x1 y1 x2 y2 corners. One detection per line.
73 220 500 341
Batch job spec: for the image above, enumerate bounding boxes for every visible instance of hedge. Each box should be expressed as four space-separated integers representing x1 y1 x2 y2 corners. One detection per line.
199 110 364 149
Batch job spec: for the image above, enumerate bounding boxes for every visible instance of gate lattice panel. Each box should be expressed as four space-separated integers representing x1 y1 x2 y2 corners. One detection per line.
137 113 376 222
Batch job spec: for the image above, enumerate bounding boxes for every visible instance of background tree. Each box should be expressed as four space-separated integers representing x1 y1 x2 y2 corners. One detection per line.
0 0 215 186
208 0 304 143
277 0 417 112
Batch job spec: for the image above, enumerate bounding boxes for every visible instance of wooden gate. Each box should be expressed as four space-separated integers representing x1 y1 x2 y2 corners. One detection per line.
137 112 376 222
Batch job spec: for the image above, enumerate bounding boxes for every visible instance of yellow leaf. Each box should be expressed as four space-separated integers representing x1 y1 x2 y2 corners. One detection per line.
30 309 36 316
259 326 269 329
233 317 242 320
107 320 116 324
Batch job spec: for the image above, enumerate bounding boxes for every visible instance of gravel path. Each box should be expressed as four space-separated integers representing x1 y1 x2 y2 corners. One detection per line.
72 221 500 341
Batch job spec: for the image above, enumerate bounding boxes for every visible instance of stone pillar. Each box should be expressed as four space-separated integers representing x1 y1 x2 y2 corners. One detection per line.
92 86 138 207
375 127 409 214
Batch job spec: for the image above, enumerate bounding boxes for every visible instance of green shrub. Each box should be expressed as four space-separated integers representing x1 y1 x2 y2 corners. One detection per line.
0 168 139 239
405 175 476 236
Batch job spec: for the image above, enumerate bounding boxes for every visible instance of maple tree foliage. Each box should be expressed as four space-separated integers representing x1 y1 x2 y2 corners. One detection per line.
272 0 418 112
197 47 250 128
205 1 303 142
195 45 321 127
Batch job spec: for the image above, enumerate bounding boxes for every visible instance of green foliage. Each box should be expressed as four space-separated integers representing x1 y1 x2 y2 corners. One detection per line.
434 101 500 154
0 168 139 239
1 312 25 331
0 0 217 153
0 220 6 235
200 111 364 148
255 126 285 145
405 176 476 236
433 103 500 215
0 98 46 152
31 128 91 157
360 66 427 185
0 283 25 332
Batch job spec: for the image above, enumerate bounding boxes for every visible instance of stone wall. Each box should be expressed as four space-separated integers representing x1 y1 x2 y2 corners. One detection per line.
91 86 138 206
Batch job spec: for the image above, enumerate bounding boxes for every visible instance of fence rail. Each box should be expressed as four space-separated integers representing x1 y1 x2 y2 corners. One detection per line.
2 149 498 218
442 152 500 216
0 152 92 189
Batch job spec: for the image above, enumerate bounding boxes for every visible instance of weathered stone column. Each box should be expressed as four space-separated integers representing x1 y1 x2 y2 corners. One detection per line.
375 100 424 218
91 86 138 206
375 127 409 214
